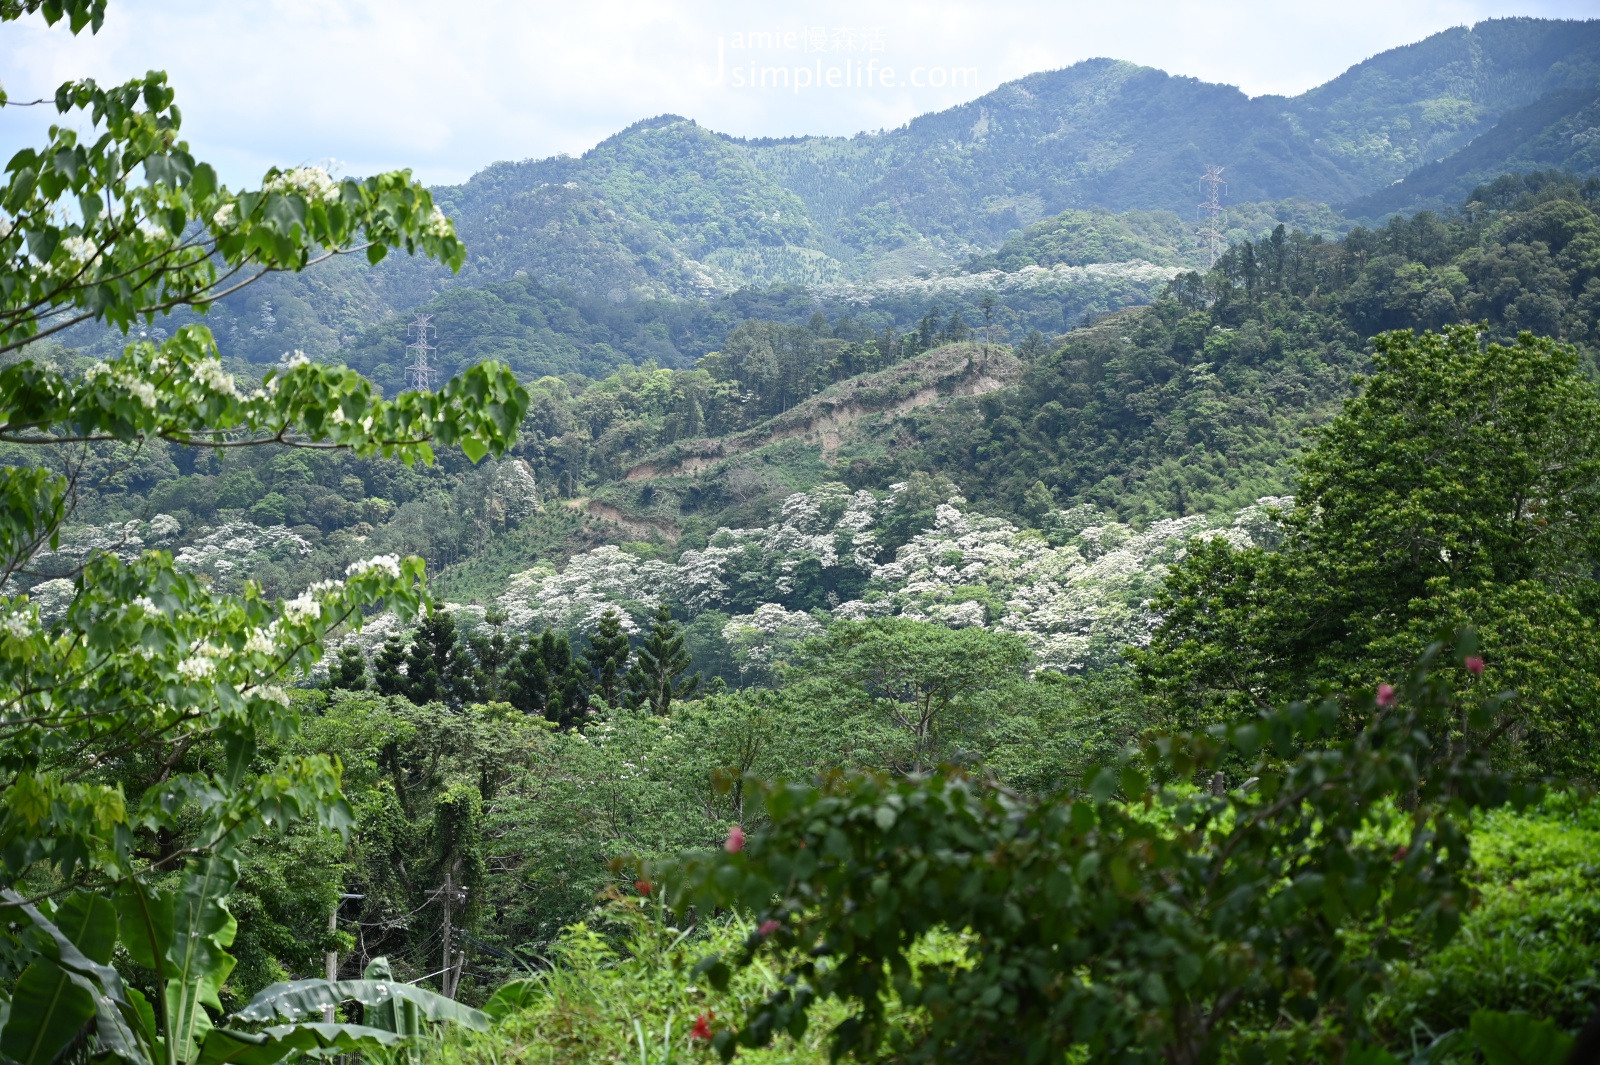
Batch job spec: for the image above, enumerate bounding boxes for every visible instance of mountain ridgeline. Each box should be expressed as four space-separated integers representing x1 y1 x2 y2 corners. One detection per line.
71 15 1600 392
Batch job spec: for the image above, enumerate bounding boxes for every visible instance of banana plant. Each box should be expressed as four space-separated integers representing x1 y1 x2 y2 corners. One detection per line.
0 859 487 1065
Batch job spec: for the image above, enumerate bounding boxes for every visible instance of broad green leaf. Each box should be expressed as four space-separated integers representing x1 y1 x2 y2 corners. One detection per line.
52 890 118 964
0 888 151 1065
1470 1010 1575 1065
166 859 240 1065
231 978 488 1032
481 979 541 1023
0 960 95 1065
195 1022 406 1065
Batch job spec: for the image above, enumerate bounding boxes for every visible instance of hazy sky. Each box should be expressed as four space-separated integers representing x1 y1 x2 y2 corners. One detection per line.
2 0 1595 188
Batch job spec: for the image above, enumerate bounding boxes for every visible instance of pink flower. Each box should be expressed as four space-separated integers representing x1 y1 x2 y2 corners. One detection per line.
1376 683 1397 707
690 1012 715 1040
758 919 781 937
725 825 745 853
1464 655 1485 676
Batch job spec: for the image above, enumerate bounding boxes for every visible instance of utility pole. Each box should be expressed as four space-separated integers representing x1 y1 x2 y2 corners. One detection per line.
323 893 363 1022
432 877 468 1000
405 313 438 391
1197 165 1227 269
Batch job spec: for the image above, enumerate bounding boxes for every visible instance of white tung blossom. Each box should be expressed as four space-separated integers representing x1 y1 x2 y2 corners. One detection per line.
473 489 1295 675
283 592 321 624
264 166 341 204
425 204 453 239
192 358 240 398
346 554 402 580
177 656 215 681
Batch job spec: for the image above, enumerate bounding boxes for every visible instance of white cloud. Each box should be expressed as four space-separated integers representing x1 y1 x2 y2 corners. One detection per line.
1 0 1593 188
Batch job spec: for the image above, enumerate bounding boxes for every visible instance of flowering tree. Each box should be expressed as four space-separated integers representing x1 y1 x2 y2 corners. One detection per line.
0 3 526 1063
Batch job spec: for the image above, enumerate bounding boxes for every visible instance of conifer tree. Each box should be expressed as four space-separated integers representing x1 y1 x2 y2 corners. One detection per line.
583 608 632 710
331 642 367 691
467 606 514 702
625 603 700 714
374 633 409 697
507 628 586 727
405 606 473 706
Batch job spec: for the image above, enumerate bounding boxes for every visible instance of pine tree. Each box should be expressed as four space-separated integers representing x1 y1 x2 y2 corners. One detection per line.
507 628 586 727
373 633 408 697
331 642 367 691
405 606 472 706
467 606 514 703
583 609 631 711
625 603 700 714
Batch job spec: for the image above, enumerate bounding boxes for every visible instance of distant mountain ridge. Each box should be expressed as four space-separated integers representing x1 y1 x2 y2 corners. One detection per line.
430 17 1600 296
78 16 1599 378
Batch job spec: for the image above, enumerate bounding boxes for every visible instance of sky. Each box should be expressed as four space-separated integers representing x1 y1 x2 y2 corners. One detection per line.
2 0 1596 189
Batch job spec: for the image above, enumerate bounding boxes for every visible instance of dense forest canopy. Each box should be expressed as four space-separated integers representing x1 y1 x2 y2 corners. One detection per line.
4 3 1600 1063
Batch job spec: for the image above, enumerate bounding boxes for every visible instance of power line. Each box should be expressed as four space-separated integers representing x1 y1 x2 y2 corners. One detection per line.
1197 165 1227 269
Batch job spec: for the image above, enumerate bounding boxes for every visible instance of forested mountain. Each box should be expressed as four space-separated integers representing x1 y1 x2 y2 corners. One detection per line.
9 2 1600 1059
65 16 1600 385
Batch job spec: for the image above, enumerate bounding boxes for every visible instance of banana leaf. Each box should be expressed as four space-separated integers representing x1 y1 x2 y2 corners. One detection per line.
0 888 152 1065
231 978 488 1032
196 1022 406 1065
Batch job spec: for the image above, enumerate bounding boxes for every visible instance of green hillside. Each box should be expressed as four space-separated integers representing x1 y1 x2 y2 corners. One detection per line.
10 1 1600 1056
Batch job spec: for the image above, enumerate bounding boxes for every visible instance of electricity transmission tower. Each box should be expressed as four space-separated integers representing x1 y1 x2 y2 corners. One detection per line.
1197 165 1227 269
405 313 438 391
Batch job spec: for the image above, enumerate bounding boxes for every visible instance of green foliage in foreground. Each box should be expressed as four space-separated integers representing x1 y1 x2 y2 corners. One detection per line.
0 4 526 1063
651 641 1537 1064
397 792 1600 1065
431 899 964 1065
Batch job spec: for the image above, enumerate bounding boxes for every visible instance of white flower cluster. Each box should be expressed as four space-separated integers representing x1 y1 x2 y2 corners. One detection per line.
212 202 237 228
486 459 542 525
244 626 277 655
281 579 342 626
484 486 1291 675
264 166 341 204
722 604 823 682
496 545 673 634
148 514 182 542
1 609 34 640
175 521 313 587
177 655 215 681
424 204 453 239
26 579 76 625
25 522 147 580
54 235 102 274
84 362 158 409
346 554 403 580
191 357 241 399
